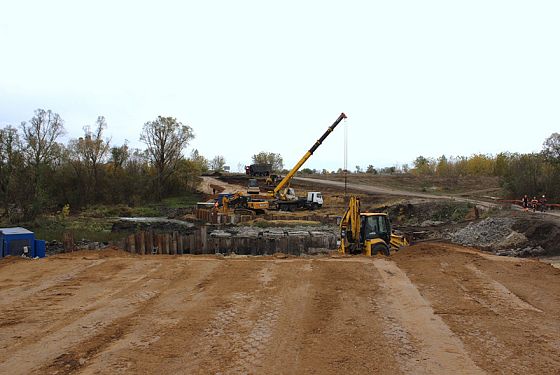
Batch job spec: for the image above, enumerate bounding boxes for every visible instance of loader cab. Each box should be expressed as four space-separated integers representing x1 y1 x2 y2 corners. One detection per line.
360 213 391 245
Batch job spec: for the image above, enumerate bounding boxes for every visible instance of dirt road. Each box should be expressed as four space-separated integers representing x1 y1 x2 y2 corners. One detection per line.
294 176 500 209
1 244 558 374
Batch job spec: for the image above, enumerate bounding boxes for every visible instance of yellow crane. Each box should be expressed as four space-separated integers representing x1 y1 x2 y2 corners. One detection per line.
270 113 347 210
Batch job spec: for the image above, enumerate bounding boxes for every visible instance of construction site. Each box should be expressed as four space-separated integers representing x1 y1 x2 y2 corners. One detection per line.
0 113 559 375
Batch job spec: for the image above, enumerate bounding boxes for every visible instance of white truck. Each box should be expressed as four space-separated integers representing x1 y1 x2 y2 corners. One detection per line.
274 190 323 211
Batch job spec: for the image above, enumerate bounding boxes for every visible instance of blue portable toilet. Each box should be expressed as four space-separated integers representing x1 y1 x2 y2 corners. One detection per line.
0 227 45 258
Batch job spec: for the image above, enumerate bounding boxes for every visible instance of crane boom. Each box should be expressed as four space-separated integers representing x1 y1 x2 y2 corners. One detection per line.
272 112 347 196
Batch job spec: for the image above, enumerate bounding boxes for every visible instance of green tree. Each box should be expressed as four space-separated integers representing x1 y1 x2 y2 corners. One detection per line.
0 126 27 220
542 133 560 163
366 165 377 174
20 109 65 217
140 116 194 200
251 151 283 171
70 117 111 203
210 155 226 172
413 156 435 175
190 149 209 172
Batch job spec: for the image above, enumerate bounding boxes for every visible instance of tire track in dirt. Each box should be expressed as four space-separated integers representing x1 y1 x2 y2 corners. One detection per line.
0 259 163 363
392 242 560 374
73 258 223 374
0 258 211 375
263 259 402 375
0 258 107 307
461 263 542 313
75 260 276 374
176 262 282 374
373 258 484 375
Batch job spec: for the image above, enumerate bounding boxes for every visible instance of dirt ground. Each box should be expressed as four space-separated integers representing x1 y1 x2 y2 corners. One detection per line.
1 245 559 375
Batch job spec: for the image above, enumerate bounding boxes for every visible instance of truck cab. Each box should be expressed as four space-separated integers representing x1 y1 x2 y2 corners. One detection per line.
247 178 260 194
307 192 323 208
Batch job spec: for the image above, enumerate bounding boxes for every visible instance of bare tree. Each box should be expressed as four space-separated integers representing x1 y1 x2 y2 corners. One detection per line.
210 155 226 172
79 116 111 200
140 116 194 200
21 109 65 172
543 133 560 163
19 109 65 215
0 126 22 216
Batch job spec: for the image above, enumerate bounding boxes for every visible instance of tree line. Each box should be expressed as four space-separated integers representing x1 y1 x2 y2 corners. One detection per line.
0 109 213 222
407 133 560 199
295 133 560 200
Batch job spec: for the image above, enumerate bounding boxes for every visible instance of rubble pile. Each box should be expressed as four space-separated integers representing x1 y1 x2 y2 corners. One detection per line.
448 217 550 257
448 217 517 248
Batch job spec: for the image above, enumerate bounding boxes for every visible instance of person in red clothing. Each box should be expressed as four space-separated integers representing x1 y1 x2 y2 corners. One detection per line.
530 196 539 212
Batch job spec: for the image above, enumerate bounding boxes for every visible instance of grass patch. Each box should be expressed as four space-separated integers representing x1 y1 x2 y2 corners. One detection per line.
28 215 126 242
161 194 203 208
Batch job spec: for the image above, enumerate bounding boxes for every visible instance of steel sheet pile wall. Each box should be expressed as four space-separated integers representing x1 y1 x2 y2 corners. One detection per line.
118 226 337 256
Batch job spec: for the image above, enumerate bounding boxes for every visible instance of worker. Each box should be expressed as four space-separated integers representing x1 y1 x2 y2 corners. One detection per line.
531 196 539 212
522 195 529 211
540 195 547 212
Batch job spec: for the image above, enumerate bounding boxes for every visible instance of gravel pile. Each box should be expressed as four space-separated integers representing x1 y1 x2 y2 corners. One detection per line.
448 217 550 257
448 217 516 248
496 246 547 258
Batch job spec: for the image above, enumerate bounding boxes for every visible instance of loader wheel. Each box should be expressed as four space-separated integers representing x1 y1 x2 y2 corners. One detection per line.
372 243 390 256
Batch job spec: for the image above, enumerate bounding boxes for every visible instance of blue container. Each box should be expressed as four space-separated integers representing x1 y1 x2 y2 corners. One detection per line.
0 227 45 258
35 240 46 258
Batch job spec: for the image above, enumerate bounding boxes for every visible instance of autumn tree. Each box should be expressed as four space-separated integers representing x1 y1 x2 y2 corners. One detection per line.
140 116 194 200
412 156 435 175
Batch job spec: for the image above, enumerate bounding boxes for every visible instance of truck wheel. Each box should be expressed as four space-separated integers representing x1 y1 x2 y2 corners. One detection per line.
372 243 390 256
310 203 318 210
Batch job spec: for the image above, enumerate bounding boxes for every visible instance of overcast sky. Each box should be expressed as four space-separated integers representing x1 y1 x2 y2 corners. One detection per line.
1 1 559 171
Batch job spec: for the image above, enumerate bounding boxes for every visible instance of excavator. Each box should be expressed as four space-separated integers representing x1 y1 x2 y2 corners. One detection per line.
338 196 409 256
269 112 347 211
217 192 269 214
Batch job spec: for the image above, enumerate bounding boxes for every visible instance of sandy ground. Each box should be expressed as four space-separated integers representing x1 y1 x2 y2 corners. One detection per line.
199 176 245 195
0 244 559 375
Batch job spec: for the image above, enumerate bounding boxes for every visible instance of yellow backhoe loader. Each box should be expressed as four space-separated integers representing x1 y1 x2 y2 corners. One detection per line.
338 196 409 256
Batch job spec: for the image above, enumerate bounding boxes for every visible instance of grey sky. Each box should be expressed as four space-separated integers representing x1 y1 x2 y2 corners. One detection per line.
1 1 559 172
